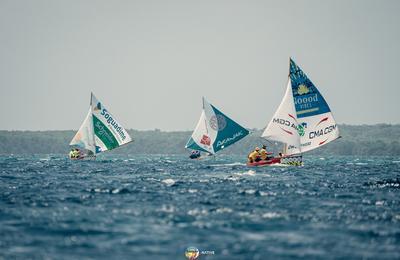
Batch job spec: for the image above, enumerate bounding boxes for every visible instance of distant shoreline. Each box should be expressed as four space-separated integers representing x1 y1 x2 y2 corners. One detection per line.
1 124 399 155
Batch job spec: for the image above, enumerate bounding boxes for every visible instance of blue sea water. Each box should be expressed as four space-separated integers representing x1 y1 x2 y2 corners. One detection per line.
0 155 399 260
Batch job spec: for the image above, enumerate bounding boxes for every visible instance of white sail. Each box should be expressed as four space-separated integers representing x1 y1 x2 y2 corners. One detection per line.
262 79 301 155
187 110 215 154
69 108 96 153
297 112 339 153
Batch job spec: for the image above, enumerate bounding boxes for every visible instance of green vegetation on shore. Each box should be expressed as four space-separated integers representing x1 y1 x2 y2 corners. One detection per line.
0 124 399 155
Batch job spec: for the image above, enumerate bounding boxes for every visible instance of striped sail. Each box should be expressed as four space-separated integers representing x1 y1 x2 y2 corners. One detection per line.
185 97 249 154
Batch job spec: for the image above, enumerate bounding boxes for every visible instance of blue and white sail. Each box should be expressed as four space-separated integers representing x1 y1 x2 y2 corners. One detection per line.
185 97 249 154
262 58 339 155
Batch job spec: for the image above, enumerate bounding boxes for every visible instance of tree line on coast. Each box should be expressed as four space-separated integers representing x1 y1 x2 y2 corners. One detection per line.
0 124 399 156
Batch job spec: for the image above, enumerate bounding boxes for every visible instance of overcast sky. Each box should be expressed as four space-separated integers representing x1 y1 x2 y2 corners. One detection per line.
1 0 399 131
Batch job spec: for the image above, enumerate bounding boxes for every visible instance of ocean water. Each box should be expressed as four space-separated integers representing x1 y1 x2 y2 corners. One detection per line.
0 155 399 260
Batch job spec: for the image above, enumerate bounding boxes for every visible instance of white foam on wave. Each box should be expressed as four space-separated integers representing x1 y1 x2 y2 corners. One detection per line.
234 170 256 176
162 178 175 186
159 204 175 213
225 176 240 181
272 163 291 167
215 207 233 214
187 208 208 216
241 232 266 241
244 189 257 195
111 188 120 194
262 212 282 219
259 191 277 196
210 162 246 167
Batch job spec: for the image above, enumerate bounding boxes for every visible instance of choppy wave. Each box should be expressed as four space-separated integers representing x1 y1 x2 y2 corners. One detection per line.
0 154 399 259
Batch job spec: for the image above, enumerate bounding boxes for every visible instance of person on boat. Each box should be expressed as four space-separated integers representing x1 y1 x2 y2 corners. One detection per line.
69 148 81 159
248 147 261 163
69 149 75 159
189 150 201 159
260 145 273 160
260 145 268 160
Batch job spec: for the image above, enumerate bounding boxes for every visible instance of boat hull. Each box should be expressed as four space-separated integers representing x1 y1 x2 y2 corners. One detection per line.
246 157 282 167
247 155 303 167
69 155 96 161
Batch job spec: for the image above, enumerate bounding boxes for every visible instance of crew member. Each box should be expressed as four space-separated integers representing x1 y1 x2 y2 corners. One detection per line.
248 147 261 163
189 150 201 159
260 145 268 160
69 149 75 159
69 148 80 159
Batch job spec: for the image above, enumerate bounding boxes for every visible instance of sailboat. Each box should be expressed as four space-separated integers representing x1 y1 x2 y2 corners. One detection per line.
185 97 249 157
248 58 340 166
69 93 133 159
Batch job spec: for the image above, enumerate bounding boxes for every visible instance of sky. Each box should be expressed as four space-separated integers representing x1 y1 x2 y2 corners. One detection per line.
0 0 399 131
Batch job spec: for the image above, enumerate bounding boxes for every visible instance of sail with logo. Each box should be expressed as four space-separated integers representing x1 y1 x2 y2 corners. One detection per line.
252 58 340 166
185 97 249 156
69 93 132 159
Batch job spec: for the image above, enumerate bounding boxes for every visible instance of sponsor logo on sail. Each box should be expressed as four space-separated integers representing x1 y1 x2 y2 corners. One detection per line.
309 124 337 139
200 135 211 146
297 84 310 95
94 102 102 111
100 109 127 141
216 130 244 148
297 122 307 137
210 115 227 131
272 118 298 130
94 120 115 145
294 93 318 106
